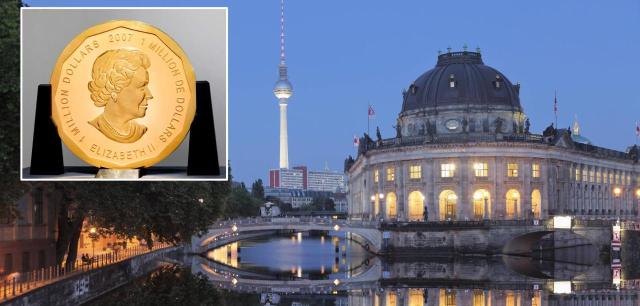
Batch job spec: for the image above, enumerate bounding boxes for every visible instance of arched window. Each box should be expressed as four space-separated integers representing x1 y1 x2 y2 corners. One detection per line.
439 289 456 306
386 192 397 219
531 189 541 219
472 189 491 220
439 190 457 221
505 189 521 220
408 191 425 221
408 289 424 306
386 290 397 306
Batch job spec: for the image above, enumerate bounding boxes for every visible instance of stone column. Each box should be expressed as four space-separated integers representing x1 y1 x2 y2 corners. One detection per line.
523 160 532 220
495 157 504 220
430 160 438 221
397 164 405 221
459 157 469 220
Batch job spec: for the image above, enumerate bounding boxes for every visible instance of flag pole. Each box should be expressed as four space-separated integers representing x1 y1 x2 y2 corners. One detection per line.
636 121 639 146
367 104 370 136
554 90 558 129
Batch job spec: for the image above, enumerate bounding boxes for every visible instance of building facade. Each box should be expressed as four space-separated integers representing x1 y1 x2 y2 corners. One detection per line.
308 170 346 192
0 188 57 276
270 166 346 192
345 50 640 222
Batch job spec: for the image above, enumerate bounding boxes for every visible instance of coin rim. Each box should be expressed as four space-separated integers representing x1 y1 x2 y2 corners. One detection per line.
50 20 197 169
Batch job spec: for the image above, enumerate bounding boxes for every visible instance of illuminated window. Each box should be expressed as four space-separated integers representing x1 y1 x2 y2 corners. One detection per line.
473 290 485 306
615 173 620 184
575 168 580 182
374 169 379 183
474 162 488 177
449 74 456 88
596 171 601 183
408 289 424 306
507 163 519 177
439 289 457 306
532 163 540 178
441 163 455 178
409 165 422 179
386 168 395 182
505 189 520 220
627 175 631 185
589 170 595 183
610 173 614 184
582 169 588 182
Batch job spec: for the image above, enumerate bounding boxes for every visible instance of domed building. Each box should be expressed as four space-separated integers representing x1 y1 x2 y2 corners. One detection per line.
345 50 640 222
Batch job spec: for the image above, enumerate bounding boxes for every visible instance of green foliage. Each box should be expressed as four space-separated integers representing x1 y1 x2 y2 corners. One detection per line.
223 183 260 218
42 180 230 266
308 197 335 211
0 0 29 221
250 178 265 200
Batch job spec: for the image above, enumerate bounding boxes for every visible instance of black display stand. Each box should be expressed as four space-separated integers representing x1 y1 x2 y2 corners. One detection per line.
30 84 64 175
187 81 221 175
29 81 221 177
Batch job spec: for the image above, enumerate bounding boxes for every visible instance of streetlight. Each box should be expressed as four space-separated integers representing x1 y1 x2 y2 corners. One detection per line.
636 189 640 199
89 227 98 257
231 225 238 232
378 193 384 199
614 187 622 197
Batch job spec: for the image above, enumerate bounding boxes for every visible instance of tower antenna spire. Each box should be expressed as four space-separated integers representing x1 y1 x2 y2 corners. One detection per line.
280 0 286 65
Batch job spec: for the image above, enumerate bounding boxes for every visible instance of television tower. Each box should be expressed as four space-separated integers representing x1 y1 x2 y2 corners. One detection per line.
273 0 293 169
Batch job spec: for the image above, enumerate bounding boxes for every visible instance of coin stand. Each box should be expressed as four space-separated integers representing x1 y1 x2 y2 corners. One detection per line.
28 82 222 178
29 84 64 175
187 81 221 176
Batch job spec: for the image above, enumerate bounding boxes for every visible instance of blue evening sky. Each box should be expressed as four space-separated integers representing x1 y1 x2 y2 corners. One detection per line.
27 0 640 184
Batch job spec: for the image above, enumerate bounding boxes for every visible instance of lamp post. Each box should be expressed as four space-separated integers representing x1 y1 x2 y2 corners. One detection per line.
370 195 376 220
614 187 622 216
89 227 98 257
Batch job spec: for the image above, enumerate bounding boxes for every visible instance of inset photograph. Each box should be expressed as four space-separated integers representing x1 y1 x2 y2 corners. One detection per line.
21 8 227 180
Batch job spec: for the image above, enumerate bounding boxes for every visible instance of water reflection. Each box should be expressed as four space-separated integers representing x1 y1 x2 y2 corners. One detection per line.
196 234 639 306
205 233 369 280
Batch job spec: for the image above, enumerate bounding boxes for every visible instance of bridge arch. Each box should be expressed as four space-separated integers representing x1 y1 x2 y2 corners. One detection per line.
193 220 383 254
502 229 598 261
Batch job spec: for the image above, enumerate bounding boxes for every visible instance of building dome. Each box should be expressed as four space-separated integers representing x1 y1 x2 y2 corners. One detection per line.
401 51 522 114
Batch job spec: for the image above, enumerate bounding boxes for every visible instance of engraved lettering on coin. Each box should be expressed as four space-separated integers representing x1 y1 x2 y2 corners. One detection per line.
50 20 196 169
88 49 153 143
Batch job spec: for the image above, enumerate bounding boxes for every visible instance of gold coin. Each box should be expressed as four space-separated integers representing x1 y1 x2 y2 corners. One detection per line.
50 20 196 169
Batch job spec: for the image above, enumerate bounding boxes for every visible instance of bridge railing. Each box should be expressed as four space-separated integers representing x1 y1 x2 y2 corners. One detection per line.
0 242 172 302
208 216 380 230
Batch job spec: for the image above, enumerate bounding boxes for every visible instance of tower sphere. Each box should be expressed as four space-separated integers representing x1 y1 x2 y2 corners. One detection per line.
273 79 293 100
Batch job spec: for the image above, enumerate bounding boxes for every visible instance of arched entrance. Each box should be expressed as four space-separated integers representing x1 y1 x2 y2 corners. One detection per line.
385 192 397 219
505 189 520 220
531 189 541 219
472 189 491 220
408 191 425 221
439 190 457 221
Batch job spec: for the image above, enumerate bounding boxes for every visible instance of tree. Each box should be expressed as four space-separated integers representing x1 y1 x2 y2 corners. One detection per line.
250 179 264 200
43 180 230 267
0 0 30 222
224 183 260 218
309 197 335 211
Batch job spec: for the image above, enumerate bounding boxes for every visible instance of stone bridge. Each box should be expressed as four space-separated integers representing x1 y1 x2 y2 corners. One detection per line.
191 217 614 257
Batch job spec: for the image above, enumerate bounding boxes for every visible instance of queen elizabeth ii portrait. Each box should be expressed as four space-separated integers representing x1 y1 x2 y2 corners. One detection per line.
88 49 153 143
